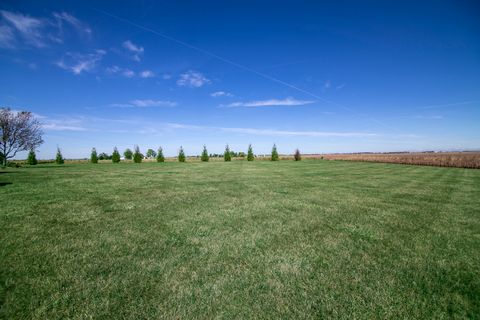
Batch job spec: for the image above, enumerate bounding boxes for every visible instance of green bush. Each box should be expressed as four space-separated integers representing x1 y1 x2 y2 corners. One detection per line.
294 149 301 161
201 145 209 162
224 145 232 162
133 146 142 163
55 147 64 164
178 146 186 162
124 148 133 160
146 149 156 159
156 147 165 162
112 147 121 163
247 144 254 161
271 144 279 161
27 149 38 165
90 148 98 163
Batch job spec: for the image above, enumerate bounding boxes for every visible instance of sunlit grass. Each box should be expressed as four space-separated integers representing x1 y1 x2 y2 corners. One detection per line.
1 160 479 318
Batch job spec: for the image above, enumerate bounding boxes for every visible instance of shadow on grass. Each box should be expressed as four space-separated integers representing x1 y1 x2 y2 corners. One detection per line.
0 182 12 187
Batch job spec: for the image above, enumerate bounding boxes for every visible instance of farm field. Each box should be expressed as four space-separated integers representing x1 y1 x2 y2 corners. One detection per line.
1 160 479 319
304 152 480 169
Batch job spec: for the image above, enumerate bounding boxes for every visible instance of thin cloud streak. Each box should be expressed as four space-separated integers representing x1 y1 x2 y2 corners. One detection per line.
421 100 480 109
165 123 376 137
224 97 315 107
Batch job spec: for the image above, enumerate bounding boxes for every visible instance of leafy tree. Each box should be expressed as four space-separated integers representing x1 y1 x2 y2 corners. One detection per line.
146 148 156 159
0 108 43 166
224 144 232 161
27 149 38 165
112 147 121 163
294 148 301 161
247 144 254 161
178 146 186 162
201 145 209 162
124 148 133 160
98 152 111 160
90 148 98 163
156 147 165 162
133 145 142 163
271 144 279 161
55 147 64 164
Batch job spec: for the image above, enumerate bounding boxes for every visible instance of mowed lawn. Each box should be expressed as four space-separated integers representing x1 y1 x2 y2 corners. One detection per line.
1 160 479 319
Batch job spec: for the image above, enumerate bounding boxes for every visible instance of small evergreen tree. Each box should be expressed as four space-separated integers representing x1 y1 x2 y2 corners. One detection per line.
178 146 186 162
156 147 165 162
112 147 121 163
55 147 64 164
224 144 232 162
271 144 279 161
146 148 156 159
90 148 98 163
27 149 38 165
294 148 301 161
247 144 254 161
124 148 133 160
201 145 209 162
133 145 142 163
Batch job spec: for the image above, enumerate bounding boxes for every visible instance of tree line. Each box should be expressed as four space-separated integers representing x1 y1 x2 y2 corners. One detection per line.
80 144 301 164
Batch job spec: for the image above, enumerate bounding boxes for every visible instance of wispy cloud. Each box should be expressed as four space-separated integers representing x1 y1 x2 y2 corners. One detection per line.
122 40 144 61
0 10 46 47
0 10 90 49
421 100 480 109
0 24 15 48
122 69 135 78
211 91 233 97
323 80 331 90
177 70 211 88
105 66 154 79
52 12 92 41
163 123 376 137
56 50 106 74
224 97 315 107
218 127 376 137
110 99 177 108
41 117 90 131
140 70 155 78
414 115 444 120
106 65 134 77
130 99 177 107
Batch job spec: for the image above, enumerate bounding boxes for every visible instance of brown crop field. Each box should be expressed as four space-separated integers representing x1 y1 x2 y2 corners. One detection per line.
299 152 480 169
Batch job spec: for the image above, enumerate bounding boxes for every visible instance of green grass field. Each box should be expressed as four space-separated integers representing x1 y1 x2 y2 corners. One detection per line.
1 160 479 319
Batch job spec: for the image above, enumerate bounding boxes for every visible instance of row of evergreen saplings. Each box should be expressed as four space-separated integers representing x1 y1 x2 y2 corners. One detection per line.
25 144 301 165
89 144 302 163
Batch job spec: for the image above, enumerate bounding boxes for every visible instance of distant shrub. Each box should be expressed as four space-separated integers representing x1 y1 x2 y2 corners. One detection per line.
271 144 279 161
201 145 209 162
112 147 121 163
98 152 111 160
133 145 142 163
247 144 254 161
55 147 64 164
178 146 186 162
90 148 98 163
156 147 165 162
294 149 301 161
124 148 133 160
146 148 156 159
224 144 232 162
27 149 38 165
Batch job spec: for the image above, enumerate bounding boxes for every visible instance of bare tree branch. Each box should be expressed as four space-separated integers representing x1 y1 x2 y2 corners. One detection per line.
0 108 44 166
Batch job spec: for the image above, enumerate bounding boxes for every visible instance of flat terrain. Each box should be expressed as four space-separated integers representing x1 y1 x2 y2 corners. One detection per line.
1 160 479 319
310 152 480 168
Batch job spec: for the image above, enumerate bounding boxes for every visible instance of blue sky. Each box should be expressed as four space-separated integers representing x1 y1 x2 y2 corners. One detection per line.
1 0 479 159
